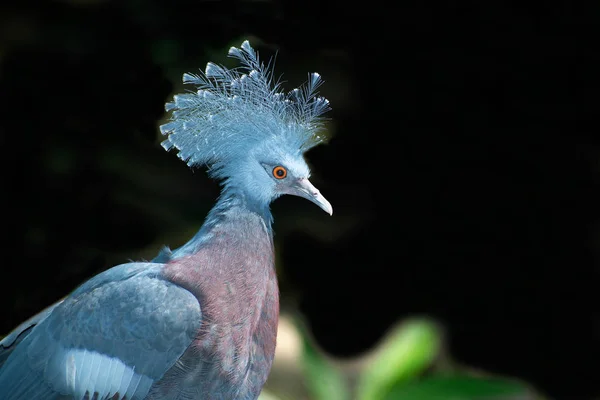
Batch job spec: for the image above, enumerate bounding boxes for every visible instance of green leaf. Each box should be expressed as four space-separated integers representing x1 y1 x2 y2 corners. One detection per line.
258 389 283 400
357 319 442 400
386 375 531 400
300 327 350 400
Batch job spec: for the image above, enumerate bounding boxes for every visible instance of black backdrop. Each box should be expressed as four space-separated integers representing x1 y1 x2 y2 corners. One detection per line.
1 1 599 399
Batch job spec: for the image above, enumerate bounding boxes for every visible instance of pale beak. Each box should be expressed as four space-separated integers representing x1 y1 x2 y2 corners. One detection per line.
294 178 333 216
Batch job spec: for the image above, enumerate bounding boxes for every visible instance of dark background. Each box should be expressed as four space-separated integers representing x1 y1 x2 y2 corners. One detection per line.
1 1 599 399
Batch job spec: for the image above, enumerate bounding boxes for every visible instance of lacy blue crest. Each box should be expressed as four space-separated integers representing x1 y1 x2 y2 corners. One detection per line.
160 40 331 169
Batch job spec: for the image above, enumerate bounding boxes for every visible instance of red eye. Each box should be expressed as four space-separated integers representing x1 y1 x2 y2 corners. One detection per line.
273 166 287 179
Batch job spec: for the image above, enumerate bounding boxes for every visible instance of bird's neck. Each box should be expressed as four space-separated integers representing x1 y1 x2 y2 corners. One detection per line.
169 186 273 260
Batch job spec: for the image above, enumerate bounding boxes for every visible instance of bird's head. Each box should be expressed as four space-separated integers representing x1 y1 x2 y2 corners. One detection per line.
160 40 332 215
226 138 332 215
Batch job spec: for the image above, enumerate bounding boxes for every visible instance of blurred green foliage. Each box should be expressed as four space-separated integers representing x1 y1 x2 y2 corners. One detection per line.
261 317 542 400
386 376 532 400
356 319 442 400
300 324 350 400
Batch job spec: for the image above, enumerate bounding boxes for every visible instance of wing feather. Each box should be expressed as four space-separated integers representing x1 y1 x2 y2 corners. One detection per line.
125 372 142 399
0 301 62 368
0 262 202 400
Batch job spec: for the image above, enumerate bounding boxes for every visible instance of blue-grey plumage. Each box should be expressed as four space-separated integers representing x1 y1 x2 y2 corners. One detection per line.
0 40 331 399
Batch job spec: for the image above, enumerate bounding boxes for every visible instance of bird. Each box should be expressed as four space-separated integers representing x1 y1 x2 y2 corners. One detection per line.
0 40 332 400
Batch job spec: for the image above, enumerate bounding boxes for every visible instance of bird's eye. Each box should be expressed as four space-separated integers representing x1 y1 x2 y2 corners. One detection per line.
272 166 287 179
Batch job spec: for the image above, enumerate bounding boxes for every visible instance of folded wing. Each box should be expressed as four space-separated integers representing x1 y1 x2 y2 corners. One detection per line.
0 262 202 400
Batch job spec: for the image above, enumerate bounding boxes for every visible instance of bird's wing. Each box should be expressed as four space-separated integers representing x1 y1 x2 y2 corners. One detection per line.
0 262 202 400
0 300 63 368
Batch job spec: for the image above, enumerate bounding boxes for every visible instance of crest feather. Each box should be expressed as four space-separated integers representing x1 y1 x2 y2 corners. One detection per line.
160 40 331 168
